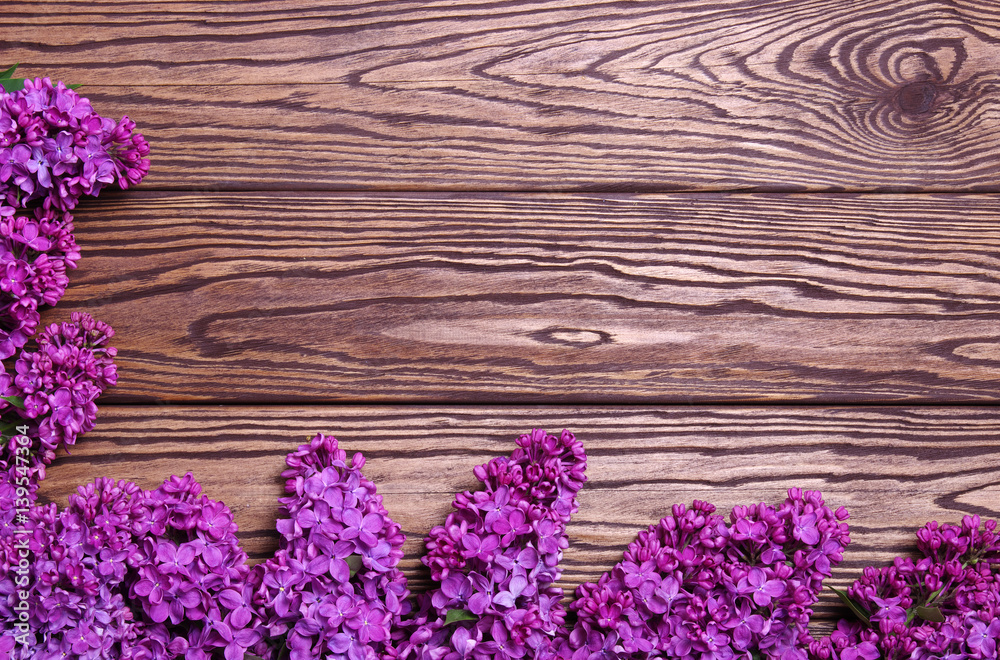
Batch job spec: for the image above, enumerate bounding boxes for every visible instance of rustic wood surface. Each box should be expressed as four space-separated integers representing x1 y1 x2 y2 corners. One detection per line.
12 0 1000 639
47 191 1000 404
35 406 1000 622
7 0 1000 190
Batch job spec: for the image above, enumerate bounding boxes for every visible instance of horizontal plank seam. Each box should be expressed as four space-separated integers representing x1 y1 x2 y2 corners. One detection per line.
94 401 1000 409
91 189 1000 197
133 185 1000 195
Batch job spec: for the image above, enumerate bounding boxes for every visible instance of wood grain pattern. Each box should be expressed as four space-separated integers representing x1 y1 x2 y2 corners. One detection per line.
34 405 1000 621
43 191 1000 404
9 2 1000 642
6 0 1000 190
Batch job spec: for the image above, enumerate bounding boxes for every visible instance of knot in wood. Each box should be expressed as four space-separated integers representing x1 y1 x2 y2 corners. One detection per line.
895 81 938 115
531 327 612 348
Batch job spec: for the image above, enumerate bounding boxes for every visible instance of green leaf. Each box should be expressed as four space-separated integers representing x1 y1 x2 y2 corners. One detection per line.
831 586 871 625
66 83 82 90
0 63 18 79
346 554 363 578
915 606 945 623
0 395 24 409
0 78 25 93
445 609 478 625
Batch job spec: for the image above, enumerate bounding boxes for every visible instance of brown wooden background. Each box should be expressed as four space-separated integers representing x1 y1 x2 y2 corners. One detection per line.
12 0 1000 635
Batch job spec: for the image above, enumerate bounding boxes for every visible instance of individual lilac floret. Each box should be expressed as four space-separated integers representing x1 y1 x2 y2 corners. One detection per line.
0 77 150 211
0 312 117 480
249 433 410 660
397 428 588 660
809 514 1000 660
559 489 850 660
0 473 261 660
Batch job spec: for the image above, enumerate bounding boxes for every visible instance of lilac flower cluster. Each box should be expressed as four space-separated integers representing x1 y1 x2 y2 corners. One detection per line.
0 70 142 660
4 477 146 659
398 428 588 660
559 489 850 660
1 77 150 211
249 433 410 660
0 473 260 660
810 514 1000 660
0 312 117 479
0 76 148 360
0 311 116 550
130 473 262 660
0 204 80 359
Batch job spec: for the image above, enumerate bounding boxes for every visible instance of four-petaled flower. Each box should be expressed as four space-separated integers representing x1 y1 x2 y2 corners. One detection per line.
737 567 786 607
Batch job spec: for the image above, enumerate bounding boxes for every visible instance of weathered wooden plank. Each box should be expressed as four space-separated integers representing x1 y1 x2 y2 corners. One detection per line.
34 405 1000 620
43 191 1000 404
8 0 1000 191
31 63 998 191
8 1 1000 86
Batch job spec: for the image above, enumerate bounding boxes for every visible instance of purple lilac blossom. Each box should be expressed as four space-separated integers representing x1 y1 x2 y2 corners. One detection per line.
0 309 115 609
0 473 261 660
0 76 148 360
249 433 410 660
0 312 117 482
1 478 147 659
809 514 1000 660
0 205 81 359
557 489 851 660
396 428 588 660
0 77 150 211
0 72 143 659
131 473 262 660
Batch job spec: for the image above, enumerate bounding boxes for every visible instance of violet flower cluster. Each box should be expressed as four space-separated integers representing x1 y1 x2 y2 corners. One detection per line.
249 433 410 660
0 473 261 660
1 77 150 211
129 473 262 660
0 202 80 360
810 514 1000 660
0 311 117 548
0 312 117 479
398 428 588 660
0 77 147 360
1 477 145 660
0 75 136 627
558 489 850 660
